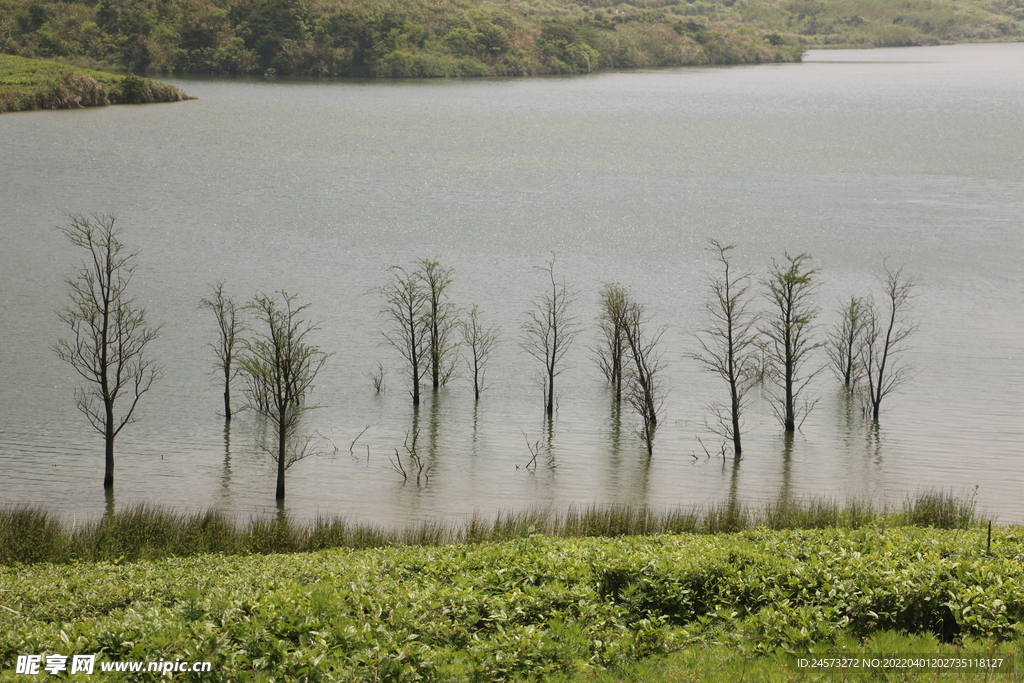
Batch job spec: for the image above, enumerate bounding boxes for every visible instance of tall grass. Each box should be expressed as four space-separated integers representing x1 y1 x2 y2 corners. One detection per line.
0 490 982 566
0 55 191 113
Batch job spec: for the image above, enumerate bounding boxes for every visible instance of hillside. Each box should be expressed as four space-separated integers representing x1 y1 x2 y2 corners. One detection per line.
0 0 1021 78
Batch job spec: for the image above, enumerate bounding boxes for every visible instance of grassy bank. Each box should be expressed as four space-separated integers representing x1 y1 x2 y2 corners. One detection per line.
2 0 1021 79
0 491 981 566
2 524 1022 681
0 54 191 112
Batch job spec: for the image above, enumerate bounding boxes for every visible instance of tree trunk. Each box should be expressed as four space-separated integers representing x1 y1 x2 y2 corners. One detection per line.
784 355 795 432
104 426 115 490
546 367 554 415
276 419 287 500
104 400 115 490
431 305 440 390
612 333 622 403
730 381 742 456
412 365 421 406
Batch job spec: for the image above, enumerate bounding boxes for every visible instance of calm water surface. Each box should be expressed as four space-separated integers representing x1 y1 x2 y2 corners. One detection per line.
1 43 1022 525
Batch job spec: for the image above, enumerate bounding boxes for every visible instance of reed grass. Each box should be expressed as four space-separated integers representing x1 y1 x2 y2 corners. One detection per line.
0 489 982 566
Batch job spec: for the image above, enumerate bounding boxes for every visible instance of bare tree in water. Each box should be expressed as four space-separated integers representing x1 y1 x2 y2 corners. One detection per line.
418 260 460 390
520 255 579 416
461 304 499 401
863 264 917 421
691 240 758 456
54 214 162 491
825 295 870 391
378 266 429 406
200 280 245 419
621 298 666 456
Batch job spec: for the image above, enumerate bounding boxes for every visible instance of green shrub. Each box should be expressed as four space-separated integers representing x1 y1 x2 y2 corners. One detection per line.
2 528 1023 681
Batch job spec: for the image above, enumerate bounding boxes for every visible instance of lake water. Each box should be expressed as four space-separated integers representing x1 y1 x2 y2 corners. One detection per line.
1 43 1022 526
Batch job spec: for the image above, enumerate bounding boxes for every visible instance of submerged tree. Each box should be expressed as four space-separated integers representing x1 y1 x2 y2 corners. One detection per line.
199 280 246 420
621 298 666 457
54 214 162 491
825 295 870 391
239 291 329 501
691 240 758 456
520 255 579 416
418 260 460 390
863 264 917 421
593 282 629 403
378 266 429 406
460 304 500 401
761 252 821 433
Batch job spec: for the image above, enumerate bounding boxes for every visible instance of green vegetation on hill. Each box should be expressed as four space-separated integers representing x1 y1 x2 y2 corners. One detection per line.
2 526 1022 681
0 54 191 112
1 0 1020 79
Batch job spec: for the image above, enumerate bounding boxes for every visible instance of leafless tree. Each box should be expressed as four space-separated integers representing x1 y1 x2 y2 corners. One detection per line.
239 291 330 501
863 264 917 421
199 280 245 420
389 430 431 486
368 361 386 393
461 304 500 401
520 255 580 416
621 298 667 457
761 252 822 432
54 214 162 491
691 240 759 456
825 295 870 391
593 282 629 402
378 266 429 406
418 260 460 390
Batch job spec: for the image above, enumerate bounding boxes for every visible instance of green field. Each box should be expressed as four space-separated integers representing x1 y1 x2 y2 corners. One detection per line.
0 0 1021 79
0 54 191 112
3 522 1023 682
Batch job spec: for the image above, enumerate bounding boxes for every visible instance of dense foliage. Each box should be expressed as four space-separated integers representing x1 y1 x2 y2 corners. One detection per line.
1 0 1020 78
0 53 189 111
2 527 1022 681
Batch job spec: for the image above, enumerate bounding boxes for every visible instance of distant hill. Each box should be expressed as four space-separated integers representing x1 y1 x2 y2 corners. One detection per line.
0 0 1021 77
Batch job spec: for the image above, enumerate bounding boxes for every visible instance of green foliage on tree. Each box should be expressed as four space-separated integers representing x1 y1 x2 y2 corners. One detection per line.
760 252 821 433
4 0 925 77
239 290 329 501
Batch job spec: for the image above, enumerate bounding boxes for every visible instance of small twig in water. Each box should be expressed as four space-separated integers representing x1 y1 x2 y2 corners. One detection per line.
695 436 728 461
521 431 541 471
315 429 340 455
349 424 373 459
389 448 407 481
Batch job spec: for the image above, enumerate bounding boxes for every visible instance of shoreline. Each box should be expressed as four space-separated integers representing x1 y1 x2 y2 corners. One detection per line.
1 490 985 566
0 55 194 114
